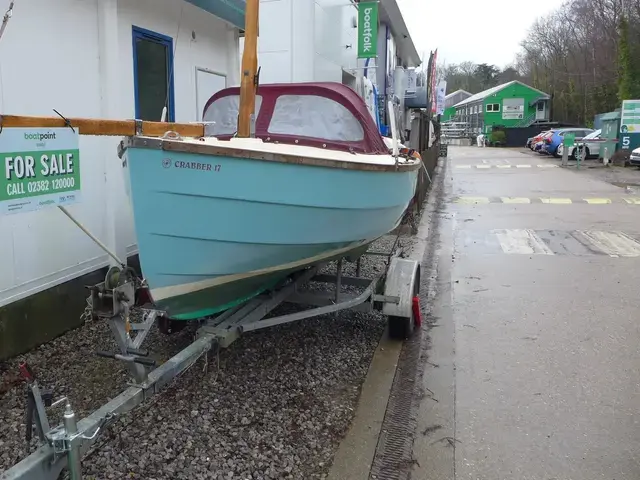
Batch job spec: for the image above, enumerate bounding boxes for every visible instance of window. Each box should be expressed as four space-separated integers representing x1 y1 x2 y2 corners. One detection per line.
268 95 364 142
132 26 175 122
203 95 264 136
486 103 500 112
560 129 591 139
583 129 601 140
537 102 544 111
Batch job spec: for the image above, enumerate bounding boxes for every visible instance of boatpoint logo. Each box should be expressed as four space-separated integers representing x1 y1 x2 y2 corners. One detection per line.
24 132 57 142
162 158 171 169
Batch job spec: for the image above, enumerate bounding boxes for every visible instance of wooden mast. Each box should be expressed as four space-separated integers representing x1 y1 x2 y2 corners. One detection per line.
237 0 259 138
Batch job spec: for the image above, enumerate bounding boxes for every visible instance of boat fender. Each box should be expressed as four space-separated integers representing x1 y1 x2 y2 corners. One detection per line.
399 147 421 161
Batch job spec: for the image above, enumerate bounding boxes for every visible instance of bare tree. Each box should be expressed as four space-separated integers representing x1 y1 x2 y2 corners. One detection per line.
438 62 521 94
516 0 640 125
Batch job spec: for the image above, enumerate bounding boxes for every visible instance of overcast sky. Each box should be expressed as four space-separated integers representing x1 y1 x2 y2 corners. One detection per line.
397 0 565 68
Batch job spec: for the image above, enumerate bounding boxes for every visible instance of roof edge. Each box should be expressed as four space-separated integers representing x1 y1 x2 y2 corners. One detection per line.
452 81 551 108
445 89 472 99
184 0 245 29
380 0 421 67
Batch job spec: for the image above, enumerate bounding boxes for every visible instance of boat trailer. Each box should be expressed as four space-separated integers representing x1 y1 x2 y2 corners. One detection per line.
1 249 421 480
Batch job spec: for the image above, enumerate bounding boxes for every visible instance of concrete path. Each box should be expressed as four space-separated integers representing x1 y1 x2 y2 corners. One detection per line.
413 146 640 479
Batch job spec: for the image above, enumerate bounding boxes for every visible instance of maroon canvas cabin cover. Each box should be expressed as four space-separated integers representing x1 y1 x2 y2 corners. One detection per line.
202 82 389 155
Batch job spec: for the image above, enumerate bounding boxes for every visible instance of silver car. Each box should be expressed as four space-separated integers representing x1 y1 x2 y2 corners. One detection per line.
557 129 602 160
630 147 640 166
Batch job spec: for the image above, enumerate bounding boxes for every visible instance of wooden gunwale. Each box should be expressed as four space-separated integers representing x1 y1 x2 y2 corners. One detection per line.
126 136 422 173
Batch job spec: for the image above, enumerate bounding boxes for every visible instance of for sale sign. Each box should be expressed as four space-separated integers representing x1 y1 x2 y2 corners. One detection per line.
0 127 81 215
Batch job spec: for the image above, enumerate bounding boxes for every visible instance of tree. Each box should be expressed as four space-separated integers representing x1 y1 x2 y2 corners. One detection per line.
474 64 500 90
437 62 520 94
514 0 640 125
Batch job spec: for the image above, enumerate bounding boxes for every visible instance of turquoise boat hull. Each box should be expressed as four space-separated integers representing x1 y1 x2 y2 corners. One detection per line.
123 139 418 320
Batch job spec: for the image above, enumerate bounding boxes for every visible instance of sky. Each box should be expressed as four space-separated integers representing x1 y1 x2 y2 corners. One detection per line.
397 0 566 69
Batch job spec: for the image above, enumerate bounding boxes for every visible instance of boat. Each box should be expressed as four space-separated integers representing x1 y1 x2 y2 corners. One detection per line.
116 0 422 321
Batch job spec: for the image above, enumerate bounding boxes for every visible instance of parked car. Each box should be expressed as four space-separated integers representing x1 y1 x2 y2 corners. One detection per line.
557 129 602 159
533 131 554 152
542 128 594 157
630 146 640 166
529 130 550 150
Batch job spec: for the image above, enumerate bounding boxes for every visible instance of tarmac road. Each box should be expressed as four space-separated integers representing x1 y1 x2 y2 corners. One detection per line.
413 146 640 479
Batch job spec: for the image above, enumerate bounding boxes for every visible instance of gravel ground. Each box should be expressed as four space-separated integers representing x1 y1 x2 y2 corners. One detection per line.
0 235 414 479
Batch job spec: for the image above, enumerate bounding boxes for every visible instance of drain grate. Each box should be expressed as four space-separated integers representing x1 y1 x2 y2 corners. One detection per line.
369 328 423 480
369 161 445 480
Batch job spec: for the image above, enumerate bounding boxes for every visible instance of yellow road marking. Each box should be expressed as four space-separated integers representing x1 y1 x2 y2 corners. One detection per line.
453 196 490 204
452 196 633 205
496 165 512 169
500 197 531 204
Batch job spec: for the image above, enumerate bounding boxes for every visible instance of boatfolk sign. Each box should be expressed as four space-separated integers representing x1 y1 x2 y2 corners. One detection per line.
0 127 81 215
358 2 378 59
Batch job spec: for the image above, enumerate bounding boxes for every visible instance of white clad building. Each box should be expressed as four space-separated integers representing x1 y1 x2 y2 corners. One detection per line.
244 0 421 135
0 0 243 359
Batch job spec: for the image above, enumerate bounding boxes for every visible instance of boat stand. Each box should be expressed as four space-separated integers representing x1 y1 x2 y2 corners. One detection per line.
2 252 420 480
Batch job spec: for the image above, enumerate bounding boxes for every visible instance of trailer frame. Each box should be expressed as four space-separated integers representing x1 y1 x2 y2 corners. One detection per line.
1 247 421 480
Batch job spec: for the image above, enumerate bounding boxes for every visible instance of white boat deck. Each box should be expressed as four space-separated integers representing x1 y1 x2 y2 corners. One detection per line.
186 136 418 167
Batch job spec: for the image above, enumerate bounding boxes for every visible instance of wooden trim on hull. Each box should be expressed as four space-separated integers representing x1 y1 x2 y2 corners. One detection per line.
124 136 422 173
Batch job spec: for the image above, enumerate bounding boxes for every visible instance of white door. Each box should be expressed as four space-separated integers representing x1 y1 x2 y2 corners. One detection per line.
535 102 546 121
196 67 227 121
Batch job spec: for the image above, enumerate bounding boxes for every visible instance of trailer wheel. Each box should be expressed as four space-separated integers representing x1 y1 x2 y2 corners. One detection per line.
388 314 414 339
386 261 421 340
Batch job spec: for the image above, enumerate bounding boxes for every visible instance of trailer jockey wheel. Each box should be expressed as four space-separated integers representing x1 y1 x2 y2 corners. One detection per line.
157 315 187 335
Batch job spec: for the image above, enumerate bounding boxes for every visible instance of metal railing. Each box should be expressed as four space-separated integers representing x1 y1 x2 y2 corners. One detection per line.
440 121 471 139
514 112 537 128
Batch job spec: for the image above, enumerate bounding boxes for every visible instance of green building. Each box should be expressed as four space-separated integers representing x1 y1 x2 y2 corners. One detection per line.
441 89 472 122
452 81 551 134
